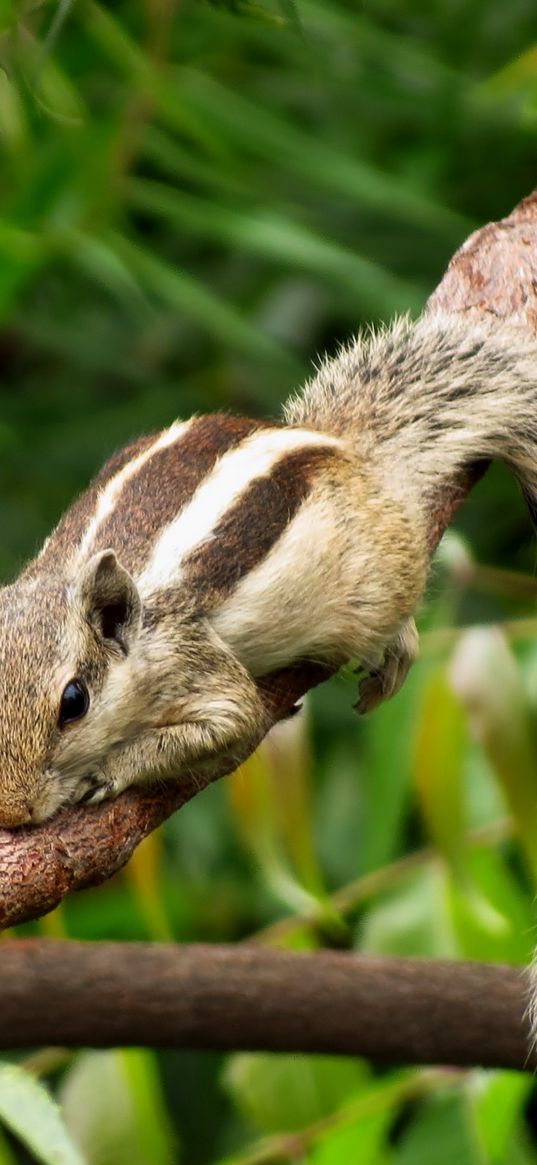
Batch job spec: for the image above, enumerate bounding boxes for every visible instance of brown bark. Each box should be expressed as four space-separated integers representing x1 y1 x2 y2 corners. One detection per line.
2 191 537 928
423 189 537 549
0 940 533 1070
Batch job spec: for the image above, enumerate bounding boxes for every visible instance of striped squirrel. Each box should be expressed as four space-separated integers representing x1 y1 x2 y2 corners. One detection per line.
0 310 536 828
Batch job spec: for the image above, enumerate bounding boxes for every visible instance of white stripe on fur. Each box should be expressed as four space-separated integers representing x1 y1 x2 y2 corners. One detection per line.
74 419 193 565
139 427 339 593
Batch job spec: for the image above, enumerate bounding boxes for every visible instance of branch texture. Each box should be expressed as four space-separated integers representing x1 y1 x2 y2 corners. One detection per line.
2 191 537 925
0 940 534 1070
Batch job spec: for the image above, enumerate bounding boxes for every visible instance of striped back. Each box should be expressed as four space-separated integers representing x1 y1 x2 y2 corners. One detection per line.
36 413 342 611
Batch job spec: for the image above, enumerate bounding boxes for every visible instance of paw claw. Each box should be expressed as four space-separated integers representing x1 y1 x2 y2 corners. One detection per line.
76 773 113 806
86 784 113 805
355 673 384 715
355 619 420 715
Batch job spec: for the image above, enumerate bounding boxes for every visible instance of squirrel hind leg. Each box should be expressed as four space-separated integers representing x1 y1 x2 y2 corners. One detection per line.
355 617 419 715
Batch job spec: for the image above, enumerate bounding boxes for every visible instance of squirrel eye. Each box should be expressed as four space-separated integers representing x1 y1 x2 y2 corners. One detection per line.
59 679 89 728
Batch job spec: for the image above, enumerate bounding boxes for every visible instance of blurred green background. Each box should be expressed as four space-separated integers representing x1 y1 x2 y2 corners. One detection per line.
3 0 537 1161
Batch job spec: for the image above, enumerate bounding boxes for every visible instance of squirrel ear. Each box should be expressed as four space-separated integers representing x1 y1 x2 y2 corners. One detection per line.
77 550 142 654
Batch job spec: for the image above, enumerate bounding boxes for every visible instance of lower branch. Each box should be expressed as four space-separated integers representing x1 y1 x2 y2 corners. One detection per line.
0 940 533 1070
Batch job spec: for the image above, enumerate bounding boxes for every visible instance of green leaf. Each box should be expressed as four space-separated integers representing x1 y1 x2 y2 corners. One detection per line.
260 711 325 896
21 36 86 126
391 1090 485 1165
0 69 27 148
127 178 426 316
223 1054 368 1135
0 1062 85 1165
482 43 537 101
414 667 468 876
472 1071 533 1163
361 864 457 958
126 829 174 942
60 1050 177 1165
359 658 425 872
177 68 470 241
83 2 224 154
0 1125 16 1165
109 231 295 366
312 1106 391 1165
40 0 79 59
277 0 304 36
62 231 150 316
450 628 537 886
228 737 326 919
0 2 15 36
0 220 45 318
448 846 534 964
142 128 248 198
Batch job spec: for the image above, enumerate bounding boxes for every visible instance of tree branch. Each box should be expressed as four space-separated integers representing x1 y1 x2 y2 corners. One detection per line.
2 191 537 927
0 664 329 927
0 940 533 1070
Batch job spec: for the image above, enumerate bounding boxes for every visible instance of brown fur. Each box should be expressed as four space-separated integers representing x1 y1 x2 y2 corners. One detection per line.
85 414 265 574
183 444 341 602
26 434 157 576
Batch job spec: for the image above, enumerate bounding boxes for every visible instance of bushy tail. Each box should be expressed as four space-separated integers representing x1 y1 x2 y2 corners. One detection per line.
285 312 537 524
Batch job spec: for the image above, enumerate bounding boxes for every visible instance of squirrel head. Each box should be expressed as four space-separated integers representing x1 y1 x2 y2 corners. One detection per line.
0 550 142 827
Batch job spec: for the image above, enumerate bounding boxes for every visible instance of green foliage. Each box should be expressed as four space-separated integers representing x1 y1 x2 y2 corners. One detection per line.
0 1063 84 1164
59 1050 177 1164
224 1054 368 1134
2 0 537 1160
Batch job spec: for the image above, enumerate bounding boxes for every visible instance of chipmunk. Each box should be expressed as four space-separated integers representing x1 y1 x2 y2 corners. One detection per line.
0 311 536 828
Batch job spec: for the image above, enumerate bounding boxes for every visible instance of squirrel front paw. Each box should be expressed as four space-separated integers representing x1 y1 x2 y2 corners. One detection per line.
356 618 419 715
75 770 116 806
